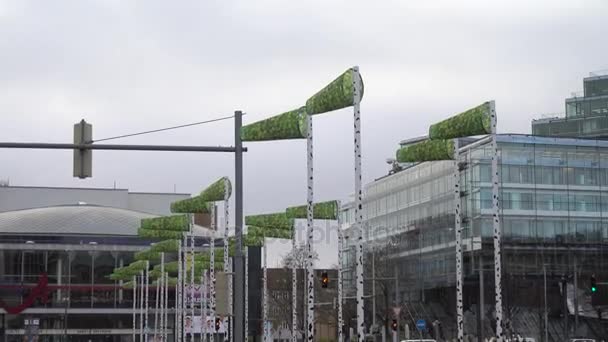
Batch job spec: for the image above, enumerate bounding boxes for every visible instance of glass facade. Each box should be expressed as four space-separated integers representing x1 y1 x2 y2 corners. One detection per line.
533 75 608 138
340 134 608 340
0 236 179 342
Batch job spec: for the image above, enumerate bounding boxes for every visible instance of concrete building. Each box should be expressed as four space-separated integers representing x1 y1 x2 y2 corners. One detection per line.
340 134 608 341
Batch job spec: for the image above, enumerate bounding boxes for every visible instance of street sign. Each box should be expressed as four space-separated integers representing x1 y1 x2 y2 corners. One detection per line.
416 319 426 331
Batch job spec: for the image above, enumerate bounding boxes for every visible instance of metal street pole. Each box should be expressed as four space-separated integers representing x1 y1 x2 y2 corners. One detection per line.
234 110 245 342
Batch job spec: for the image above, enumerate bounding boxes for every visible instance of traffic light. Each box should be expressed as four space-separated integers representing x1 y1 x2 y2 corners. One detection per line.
215 317 221 331
591 274 597 293
391 319 397 331
321 272 329 288
73 119 93 179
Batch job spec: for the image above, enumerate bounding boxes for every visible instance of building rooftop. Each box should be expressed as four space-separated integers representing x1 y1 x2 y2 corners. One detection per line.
0 204 218 237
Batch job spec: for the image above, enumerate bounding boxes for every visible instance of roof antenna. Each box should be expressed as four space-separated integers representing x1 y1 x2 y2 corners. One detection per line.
113 180 116 189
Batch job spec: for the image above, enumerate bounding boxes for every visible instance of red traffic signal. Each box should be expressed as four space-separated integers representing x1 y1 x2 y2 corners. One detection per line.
391 319 398 331
321 272 329 288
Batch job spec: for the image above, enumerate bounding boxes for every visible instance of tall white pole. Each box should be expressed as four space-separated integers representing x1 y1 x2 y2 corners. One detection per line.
160 252 165 342
178 237 184 342
453 138 464 342
306 110 315 342
145 260 150 342
133 275 137 342
292 221 298 342
140 271 145 342
191 219 196 342
337 214 344 342
352 66 365 342
263 240 269 342
245 246 249 342
154 268 160 342
210 206 216 327
224 180 232 342
490 100 504 341
164 271 168 342
203 272 208 342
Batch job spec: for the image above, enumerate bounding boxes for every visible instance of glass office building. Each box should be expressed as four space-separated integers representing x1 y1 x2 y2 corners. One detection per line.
340 134 608 340
0 204 218 342
532 71 608 138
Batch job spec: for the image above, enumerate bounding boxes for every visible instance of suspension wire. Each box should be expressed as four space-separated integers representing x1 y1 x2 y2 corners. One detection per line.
91 114 240 143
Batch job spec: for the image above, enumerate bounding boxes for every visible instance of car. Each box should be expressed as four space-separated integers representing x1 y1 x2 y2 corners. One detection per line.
400 340 436 342
569 339 596 342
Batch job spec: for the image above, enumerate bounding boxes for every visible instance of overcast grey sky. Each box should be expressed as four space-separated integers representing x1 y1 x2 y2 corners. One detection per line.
1 0 607 218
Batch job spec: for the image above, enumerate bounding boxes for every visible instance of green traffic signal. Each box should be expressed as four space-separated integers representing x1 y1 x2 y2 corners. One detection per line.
592 286 597 292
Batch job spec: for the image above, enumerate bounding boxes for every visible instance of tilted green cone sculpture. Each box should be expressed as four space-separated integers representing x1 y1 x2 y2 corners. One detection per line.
151 239 180 253
245 212 293 231
134 249 161 262
241 107 307 142
429 102 492 140
200 176 232 201
110 260 149 280
306 68 364 115
140 215 189 231
396 139 454 163
171 196 211 213
286 200 339 220
138 228 184 240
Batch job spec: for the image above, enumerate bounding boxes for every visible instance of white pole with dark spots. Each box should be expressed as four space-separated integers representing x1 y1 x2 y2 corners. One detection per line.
145 260 150 342
306 111 315 342
263 239 269 342
453 138 464 342
203 272 208 342
178 236 183 342
224 179 232 342
133 275 137 342
291 223 297 342
490 100 503 341
154 265 160 342
164 271 168 342
352 66 365 342
210 206 216 324
160 253 165 342
190 229 195 342
337 211 344 342
245 246 249 342
140 271 144 342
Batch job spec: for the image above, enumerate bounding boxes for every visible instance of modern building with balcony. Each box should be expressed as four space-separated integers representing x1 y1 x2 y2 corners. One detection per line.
532 71 608 138
340 134 608 341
